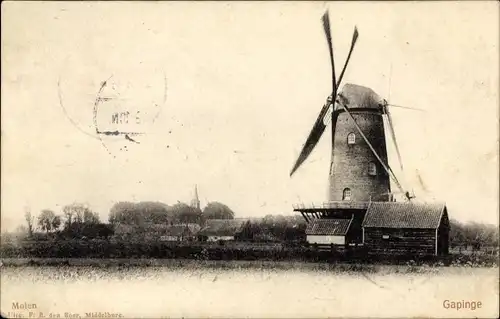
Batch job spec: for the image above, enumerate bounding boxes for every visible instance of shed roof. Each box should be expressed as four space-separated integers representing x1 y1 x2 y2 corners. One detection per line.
305 218 352 236
362 202 446 229
198 219 247 237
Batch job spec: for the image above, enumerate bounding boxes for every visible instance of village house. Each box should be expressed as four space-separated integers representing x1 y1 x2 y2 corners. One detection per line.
198 219 250 242
160 224 201 242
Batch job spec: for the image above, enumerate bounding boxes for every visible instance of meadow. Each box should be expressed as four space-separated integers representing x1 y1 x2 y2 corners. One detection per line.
1 262 498 318
1 240 498 318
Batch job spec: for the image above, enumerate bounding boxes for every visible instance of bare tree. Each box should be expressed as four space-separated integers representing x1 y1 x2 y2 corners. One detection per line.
24 207 34 237
63 204 75 227
52 215 61 230
38 209 61 233
63 203 100 228
83 209 100 224
62 203 90 226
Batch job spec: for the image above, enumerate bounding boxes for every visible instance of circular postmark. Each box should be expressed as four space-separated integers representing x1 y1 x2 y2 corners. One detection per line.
92 71 166 156
58 60 167 157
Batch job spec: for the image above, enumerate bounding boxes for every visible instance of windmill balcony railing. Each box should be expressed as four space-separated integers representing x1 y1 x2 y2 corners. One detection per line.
292 202 335 210
292 201 371 210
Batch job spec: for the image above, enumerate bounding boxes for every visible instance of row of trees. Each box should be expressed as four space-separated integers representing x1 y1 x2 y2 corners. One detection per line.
108 201 235 225
449 219 499 248
249 214 307 242
18 201 237 240
17 203 498 249
22 201 236 233
22 203 109 239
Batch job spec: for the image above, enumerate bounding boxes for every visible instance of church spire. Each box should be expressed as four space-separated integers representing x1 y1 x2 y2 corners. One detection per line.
191 184 200 210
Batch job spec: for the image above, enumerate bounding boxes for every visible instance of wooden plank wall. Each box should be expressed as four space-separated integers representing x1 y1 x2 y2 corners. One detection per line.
437 215 450 255
364 228 436 256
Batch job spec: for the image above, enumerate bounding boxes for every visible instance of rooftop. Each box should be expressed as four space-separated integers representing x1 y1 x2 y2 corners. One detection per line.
305 218 352 236
334 83 384 111
362 202 447 229
198 219 248 237
164 224 195 237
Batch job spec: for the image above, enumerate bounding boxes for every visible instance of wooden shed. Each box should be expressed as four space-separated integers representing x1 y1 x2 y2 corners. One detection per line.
305 218 353 246
362 202 449 256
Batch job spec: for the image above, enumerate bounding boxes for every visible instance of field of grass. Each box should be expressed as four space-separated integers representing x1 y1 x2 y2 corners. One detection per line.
2 261 498 318
0 258 461 277
1 250 498 270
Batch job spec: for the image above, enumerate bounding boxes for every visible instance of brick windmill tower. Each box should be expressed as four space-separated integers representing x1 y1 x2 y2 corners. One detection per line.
289 12 449 256
326 83 404 203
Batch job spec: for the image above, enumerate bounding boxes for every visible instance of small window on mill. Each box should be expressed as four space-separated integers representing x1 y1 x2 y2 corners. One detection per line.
347 133 356 145
342 188 352 201
368 162 377 176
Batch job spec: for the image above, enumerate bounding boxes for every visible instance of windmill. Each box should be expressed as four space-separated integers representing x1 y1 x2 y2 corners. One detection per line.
289 17 450 255
290 11 412 203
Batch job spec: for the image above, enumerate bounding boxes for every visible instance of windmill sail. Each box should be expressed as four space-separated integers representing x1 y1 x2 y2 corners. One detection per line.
289 101 331 176
384 106 404 171
322 12 337 95
290 12 359 177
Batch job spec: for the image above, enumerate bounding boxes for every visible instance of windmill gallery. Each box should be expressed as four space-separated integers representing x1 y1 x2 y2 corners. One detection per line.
289 12 450 257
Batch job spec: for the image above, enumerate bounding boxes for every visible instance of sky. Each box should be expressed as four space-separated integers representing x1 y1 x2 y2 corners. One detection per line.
1 1 499 231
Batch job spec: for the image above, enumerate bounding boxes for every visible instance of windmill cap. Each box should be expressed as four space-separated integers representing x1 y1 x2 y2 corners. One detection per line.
335 83 385 110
